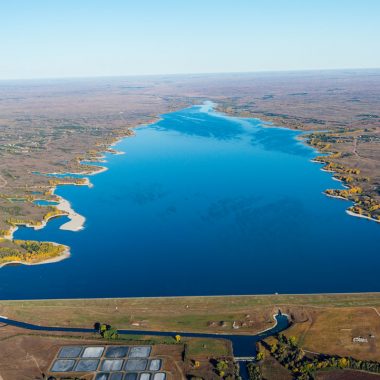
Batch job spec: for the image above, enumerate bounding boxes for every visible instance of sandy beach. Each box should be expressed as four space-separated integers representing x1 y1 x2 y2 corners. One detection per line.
56 197 86 231
324 192 350 201
87 166 108 175
24 136 125 235
48 166 108 176
346 210 380 223
3 225 19 240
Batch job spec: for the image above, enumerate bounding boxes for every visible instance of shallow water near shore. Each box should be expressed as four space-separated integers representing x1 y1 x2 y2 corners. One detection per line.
3 104 380 299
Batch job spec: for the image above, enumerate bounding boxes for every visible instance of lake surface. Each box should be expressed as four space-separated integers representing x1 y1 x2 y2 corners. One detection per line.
3 103 380 299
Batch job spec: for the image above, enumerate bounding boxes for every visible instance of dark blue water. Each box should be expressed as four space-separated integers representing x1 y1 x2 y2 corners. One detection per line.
3 103 379 299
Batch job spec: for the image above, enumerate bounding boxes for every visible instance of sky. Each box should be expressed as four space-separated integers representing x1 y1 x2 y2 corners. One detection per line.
0 0 379 80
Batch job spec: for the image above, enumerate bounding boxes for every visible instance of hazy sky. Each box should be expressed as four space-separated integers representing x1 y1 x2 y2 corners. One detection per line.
1 0 379 79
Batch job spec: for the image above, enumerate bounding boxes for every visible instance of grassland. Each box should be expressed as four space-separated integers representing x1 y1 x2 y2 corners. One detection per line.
1 293 380 361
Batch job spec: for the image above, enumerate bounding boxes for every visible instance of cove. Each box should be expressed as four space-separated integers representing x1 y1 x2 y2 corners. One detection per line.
3 103 380 300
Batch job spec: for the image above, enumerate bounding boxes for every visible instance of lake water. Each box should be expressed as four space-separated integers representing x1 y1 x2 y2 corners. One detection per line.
3 104 380 299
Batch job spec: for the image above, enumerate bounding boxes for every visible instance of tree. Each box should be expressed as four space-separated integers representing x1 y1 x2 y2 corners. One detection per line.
100 323 108 334
103 327 118 340
216 360 228 375
289 336 297 347
247 362 262 380
175 334 181 343
98 323 118 339
338 357 349 368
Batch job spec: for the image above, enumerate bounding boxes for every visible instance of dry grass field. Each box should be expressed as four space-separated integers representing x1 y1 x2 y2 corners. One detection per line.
285 306 380 361
1 293 380 361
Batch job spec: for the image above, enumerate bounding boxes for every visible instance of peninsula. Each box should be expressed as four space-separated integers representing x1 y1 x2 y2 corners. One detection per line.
0 239 69 267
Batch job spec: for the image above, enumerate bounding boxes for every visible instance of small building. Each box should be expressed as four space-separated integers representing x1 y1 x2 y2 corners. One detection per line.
353 336 368 343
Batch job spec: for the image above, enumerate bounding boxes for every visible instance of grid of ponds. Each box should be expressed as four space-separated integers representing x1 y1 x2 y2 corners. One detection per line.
50 345 167 380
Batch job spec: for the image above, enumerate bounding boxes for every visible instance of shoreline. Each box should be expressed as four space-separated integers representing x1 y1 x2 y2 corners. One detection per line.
3 225 19 240
278 126 378 223
2 102 377 270
55 196 86 231
29 128 141 231
46 165 108 177
2 129 131 242
3 213 67 239
0 245 70 269
303 139 379 224
1 291 380 303
0 110 179 270
218 105 379 225
0 107 205 270
324 192 350 201
324 192 379 223
346 209 380 223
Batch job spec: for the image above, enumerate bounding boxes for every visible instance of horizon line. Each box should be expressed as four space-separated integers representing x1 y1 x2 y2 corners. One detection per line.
1 66 379 83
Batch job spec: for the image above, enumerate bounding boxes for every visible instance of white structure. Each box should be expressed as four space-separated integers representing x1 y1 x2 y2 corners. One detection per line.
353 336 368 343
